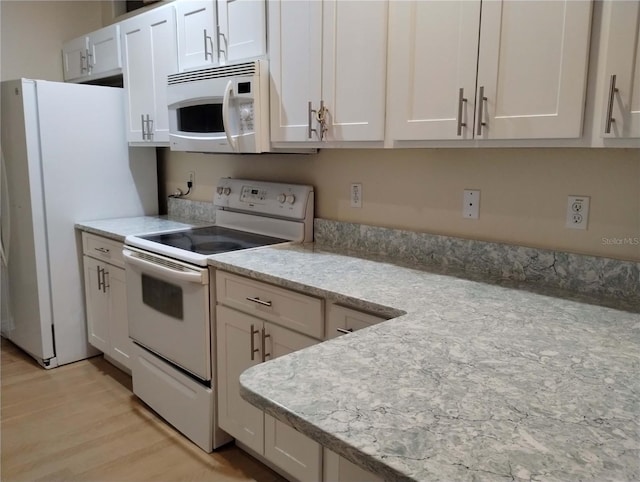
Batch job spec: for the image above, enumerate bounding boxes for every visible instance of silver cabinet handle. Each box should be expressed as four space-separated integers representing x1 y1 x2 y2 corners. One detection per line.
217 25 228 62
250 324 259 361
86 49 93 71
141 114 146 140
336 328 354 335
94 247 110 254
97 266 104 292
476 86 487 136
457 88 467 136
80 52 87 73
102 269 109 292
203 29 214 61
308 102 317 139
246 296 272 307
146 115 153 140
261 328 271 363
605 74 618 134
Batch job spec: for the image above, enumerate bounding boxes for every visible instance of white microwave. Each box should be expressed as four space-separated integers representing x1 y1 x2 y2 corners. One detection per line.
167 59 269 153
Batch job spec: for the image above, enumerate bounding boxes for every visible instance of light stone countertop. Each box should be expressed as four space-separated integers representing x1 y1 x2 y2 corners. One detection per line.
75 215 213 242
207 243 640 482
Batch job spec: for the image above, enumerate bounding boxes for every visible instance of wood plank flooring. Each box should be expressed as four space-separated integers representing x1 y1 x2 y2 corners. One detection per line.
1 338 286 482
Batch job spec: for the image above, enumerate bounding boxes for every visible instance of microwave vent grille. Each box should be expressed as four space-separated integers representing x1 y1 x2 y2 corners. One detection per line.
168 61 259 85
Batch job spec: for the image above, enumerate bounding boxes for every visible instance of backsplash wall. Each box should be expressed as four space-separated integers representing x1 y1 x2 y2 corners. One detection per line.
159 147 640 262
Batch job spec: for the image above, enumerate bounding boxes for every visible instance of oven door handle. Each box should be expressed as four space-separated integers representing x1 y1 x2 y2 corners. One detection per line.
123 249 207 284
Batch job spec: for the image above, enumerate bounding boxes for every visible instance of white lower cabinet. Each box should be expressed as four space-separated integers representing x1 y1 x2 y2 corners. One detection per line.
216 270 393 480
326 303 388 340
82 233 133 371
323 448 384 482
216 270 324 481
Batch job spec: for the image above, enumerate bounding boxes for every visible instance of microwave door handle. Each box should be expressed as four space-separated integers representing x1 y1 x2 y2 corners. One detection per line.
222 80 239 152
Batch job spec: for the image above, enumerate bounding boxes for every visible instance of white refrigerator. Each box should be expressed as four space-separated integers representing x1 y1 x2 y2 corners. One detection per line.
0 79 158 368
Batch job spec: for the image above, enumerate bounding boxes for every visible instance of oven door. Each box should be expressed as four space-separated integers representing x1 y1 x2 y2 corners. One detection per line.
123 247 211 381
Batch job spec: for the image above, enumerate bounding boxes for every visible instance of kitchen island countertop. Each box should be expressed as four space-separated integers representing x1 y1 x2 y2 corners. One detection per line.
208 242 640 481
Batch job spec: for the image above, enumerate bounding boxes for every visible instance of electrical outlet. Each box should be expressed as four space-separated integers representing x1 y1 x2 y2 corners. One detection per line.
566 195 589 229
350 183 362 208
463 189 480 219
188 171 195 187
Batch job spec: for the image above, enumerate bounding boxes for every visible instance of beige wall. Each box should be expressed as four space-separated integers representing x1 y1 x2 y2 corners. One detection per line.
1 1 103 82
160 148 640 262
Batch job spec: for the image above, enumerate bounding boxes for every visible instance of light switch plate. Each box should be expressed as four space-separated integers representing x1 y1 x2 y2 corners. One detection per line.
463 189 480 219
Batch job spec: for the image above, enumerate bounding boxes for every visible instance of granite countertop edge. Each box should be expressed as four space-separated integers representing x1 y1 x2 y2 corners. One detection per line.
74 215 214 242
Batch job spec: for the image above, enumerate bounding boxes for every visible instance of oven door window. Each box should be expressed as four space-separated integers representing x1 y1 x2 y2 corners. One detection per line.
177 103 224 133
141 274 183 320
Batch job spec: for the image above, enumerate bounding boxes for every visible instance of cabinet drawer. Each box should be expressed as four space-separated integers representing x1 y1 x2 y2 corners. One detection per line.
216 271 324 339
82 232 124 268
326 303 388 340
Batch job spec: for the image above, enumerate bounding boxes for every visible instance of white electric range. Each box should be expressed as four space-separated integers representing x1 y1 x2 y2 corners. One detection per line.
122 178 314 452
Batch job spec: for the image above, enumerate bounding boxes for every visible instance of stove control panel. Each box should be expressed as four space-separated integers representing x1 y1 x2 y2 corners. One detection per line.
214 178 314 221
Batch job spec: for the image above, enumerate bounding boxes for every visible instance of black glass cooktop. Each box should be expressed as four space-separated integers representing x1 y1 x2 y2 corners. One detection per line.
140 226 287 255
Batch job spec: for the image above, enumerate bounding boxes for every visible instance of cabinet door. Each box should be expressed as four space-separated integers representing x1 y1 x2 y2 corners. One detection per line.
176 0 217 72
121 16 155 143
601 0 640 138
268 0 323 142
88 24 121 77
62 36 89 82
216 305 264 454
264 323 321 482
107 266 132 369
386 0 480 141
321 0 387 142
149 6 178 143
121 5 177 144
218 0 266 63
323 448 384 482
477 0 592 139
326 304 387 340
83 256 109 353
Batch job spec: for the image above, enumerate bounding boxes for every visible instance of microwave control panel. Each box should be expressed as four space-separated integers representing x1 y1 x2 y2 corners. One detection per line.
238 102 255 133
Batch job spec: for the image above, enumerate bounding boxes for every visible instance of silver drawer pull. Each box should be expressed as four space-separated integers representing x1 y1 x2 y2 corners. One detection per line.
246 296 272 307
94 247 110 254
336 328 354 335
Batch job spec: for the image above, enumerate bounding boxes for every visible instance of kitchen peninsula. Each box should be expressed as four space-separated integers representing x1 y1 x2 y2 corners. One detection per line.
208 241 639 481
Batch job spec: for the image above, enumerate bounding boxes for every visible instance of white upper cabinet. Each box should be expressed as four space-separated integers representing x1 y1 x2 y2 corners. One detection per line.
176 1 218 71
387 0 593 142
387 1 480 141
600 0 640 139
62 24 122 82
217 0 266 63
120 4 178 145
269 0 387 144
175 0 266 72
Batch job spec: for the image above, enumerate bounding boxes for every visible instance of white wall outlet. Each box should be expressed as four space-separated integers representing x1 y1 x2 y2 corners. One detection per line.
566 195 590 229
463 189 480 219
350 183 362 208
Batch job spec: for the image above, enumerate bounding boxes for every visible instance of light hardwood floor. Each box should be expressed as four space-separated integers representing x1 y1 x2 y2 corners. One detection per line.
1 338 286 482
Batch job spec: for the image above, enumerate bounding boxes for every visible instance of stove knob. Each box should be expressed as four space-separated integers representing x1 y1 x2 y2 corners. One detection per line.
223 187 231 196
277 193 286 203
285 194 296 204
216 187 224 195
